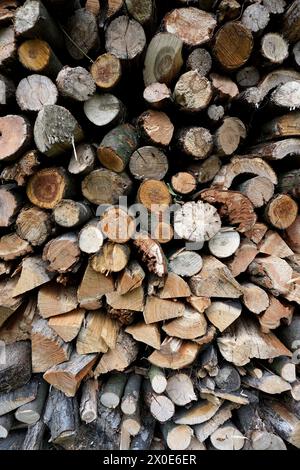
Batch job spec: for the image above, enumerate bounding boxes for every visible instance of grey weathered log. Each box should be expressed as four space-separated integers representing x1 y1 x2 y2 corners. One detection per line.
0 378 39 416
0 412 14 438
16 74 57 112
65 8 99 60
56 66 96 102
0 341 31 392
130 410 155 450
43 387 78 445
15 379 48 424
22 419 47 450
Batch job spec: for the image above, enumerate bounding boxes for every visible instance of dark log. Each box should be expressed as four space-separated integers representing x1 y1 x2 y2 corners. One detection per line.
65 9 99 60
0 341 31 393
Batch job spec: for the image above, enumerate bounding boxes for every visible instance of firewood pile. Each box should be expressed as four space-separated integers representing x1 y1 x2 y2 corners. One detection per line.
1 0 300 451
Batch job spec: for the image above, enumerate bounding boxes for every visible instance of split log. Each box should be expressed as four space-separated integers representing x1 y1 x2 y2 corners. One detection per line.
242 4 270 33
242 371 291 394
143 83 171 109
0 341 31 392
43 351 98 397
163 8 216 47
116 261 144 296
106 15 146 62
245 222 268 244
14 0 64 48
0 233 32 261
162 422 193 450
143 32 183 86
83 93 125 127
159 272 190 299
189 256 243 298
18 39 62 77
76 310 119 354
31 317 71 373
43 387 77 445
199 189 257 232
212 22 253 70
77 262 114 309
285 216 300 254
129 146 168 182
68 143 96 176
143 381 175 423
81 168 132 205
197 344 218 378
94 330 138 376
148 337 200 370
38 284 78 318
106 287 144 312
194 402 238 443
248 255 293 296
162 306 207 340
13 256 55 297
100 207 134 244
16 206 54 246
90 53 121 90
169 250 203 277
205 300 242 332
238 177 275 209
228 239 258 277
0 378 39 416
0 185 22 227
241 282 270 314
121 373 142 415
174 400 221 426
173 71 212 112
217 316 291 366
0 297 36 344
43 233 80 273
79 379 98 424
165 373 196 406
261 400 300 448
65 9 99 60
188 296 211 314
125 322 160 350
15 379 48 425
138 110 174 147
259 230 293 258
91 242 130 274
133 232 167 277
56 66 96 101
176 127 213 160
144 296 184 324
186 47 212 76
214 117 246 156
174 201 221 244
210 421 245 450
48 308 85 343
1 149 39 187
97 124 139 173
259 296 294 333
100 373 127 409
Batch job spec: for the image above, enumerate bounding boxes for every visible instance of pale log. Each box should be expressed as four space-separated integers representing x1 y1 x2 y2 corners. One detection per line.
214 118 246 156
43 233 80 273
105 15 146 62
16 206 54 246
56 66 96 101
76 310 119 354
242 371 291 394
78 219 103 254
91 242 130 274
162 306 207 340
168 250 203 277
176 127 213 160
100 373 127 409
241 282 270 314
242 4 270 33
79 379 98 424
0 413 14 438
270 357 296 383
0 27 16 69
138 110 174 147
53 200 92 229
130 146 168 181
144 296 184 324
0 378 38 416
0 116 31 163
208 228 240 258
165 373 196 406
16 74 57 112
148 366 167 394
159 272 190 299
143 83 171 109
174 400 221 426
162 422 193 450
173 71 212 113
210 421 245 450
15 379 48 425
174 201 221 244
143 380 174 423
121 373 142 415
194 402 237 443
248 255 293 296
